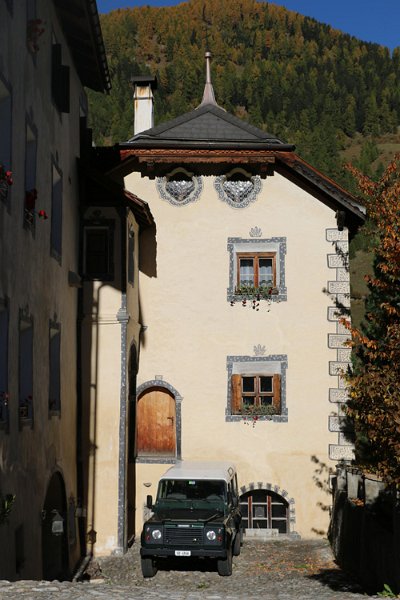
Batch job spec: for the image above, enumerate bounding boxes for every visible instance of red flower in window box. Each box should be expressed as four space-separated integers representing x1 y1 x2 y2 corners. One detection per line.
38 209 48 220
0 164 12 187
27 19 45 53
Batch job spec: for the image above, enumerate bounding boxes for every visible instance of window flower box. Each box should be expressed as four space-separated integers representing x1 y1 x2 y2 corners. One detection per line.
27 19 45 54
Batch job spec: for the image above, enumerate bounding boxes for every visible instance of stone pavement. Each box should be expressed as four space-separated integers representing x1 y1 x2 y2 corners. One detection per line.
0 539 383 599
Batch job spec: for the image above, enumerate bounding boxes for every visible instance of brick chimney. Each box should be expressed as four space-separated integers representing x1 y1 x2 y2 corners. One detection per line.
131 76 157 135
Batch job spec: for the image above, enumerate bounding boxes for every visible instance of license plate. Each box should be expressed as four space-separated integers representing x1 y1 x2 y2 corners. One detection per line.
175 550 191 557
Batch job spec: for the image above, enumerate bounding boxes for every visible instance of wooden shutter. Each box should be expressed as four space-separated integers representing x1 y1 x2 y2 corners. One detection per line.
231 374 242 414
273 374 281 414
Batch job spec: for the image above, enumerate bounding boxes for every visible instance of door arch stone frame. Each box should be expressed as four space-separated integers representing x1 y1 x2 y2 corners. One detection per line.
136 379 183 463
239 481 298 536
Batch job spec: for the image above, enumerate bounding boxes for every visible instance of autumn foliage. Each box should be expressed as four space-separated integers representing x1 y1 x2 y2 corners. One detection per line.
346 155 400 484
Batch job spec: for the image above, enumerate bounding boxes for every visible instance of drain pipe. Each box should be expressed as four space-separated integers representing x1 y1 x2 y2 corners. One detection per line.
72 553 92 582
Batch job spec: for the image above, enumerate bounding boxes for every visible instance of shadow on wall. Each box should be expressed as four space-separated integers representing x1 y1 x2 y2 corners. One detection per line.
139 224 157 279
329 467 400 595
78 197 157 561
310 455 334 537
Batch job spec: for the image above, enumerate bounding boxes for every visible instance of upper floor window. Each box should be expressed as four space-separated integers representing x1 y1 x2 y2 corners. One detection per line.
24 120 37 230
83 221 114 281
0 75 12 205
49 321 61 415
0 298 9 431
51 160 62 261
227 237 287 303
237 252 276 290
51 42 70 113
19 310 34 427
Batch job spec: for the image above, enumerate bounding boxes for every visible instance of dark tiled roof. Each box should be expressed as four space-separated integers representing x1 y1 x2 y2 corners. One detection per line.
124 104 294 149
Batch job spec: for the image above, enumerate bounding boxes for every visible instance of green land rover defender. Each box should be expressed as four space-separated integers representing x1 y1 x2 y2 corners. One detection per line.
140 461 242 577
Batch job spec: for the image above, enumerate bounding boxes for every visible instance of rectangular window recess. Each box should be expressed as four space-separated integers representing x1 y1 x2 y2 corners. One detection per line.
227 238 287 303
226 355 288 422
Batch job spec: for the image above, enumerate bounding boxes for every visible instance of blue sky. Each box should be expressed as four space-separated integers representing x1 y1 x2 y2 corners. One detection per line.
96 0 400 51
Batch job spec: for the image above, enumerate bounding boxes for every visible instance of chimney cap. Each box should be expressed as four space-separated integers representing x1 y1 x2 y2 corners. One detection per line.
131 75 158 90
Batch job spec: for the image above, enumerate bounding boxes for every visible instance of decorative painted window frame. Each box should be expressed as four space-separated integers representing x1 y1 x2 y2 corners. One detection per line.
227 237 287 302
135 378 182 464
226 355 288 422
156 168 202 207
215 168 262 209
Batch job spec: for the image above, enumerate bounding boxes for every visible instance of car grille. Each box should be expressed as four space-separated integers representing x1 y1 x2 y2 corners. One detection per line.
165 526 203 545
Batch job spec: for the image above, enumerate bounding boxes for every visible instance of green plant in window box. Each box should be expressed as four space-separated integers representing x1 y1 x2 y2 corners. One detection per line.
238 404 278 426
231 285 278 310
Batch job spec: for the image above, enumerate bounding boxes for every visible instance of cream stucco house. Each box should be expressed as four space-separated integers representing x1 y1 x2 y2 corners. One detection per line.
111 55 365 543
0 0 110 580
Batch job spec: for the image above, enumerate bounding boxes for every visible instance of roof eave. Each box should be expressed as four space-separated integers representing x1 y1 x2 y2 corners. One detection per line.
54 0 111 93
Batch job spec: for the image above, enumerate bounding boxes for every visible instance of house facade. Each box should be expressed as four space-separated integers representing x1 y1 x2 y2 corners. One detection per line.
0 0 110 579
115 58 365 541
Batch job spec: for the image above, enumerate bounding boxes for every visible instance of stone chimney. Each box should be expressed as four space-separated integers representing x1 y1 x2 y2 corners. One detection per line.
131 76 157 135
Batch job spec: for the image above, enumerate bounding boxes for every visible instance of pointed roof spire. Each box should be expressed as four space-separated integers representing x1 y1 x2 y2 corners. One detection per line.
197 51 224 109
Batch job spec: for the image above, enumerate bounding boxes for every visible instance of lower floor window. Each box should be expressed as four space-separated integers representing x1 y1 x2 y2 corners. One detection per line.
226 355 288 422
232 373 281 416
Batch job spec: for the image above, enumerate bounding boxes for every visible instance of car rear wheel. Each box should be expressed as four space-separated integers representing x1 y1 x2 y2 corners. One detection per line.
232 530 241 556
217 546 233 576
141 557 158 578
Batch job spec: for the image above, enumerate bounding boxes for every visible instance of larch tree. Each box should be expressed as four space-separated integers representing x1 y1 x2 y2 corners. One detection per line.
346 155 400 484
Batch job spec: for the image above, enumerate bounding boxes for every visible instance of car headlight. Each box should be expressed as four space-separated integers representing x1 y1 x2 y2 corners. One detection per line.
152 529 162 540
206 530 216 541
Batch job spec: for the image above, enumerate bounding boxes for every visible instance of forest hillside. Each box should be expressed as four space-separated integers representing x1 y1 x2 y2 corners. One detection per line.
88 0 400 191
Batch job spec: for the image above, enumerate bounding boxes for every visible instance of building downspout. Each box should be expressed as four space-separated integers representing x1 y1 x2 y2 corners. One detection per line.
116 205 129 554
116 296 129 554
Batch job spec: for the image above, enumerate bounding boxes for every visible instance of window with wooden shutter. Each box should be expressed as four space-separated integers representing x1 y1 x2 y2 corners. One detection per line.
231 374 281 416
231 374 242 414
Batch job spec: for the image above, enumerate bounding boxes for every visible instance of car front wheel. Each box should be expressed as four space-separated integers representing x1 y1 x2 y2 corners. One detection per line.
217 546 233 576
141 557 158 578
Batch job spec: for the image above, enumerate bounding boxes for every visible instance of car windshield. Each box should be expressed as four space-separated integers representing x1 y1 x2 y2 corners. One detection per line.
156 479 226 511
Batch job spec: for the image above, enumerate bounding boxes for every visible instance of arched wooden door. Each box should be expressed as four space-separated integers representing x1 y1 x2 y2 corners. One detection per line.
137 386 176 456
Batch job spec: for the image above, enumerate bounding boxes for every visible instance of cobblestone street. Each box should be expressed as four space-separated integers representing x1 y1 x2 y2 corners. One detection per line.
0 539 382 599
